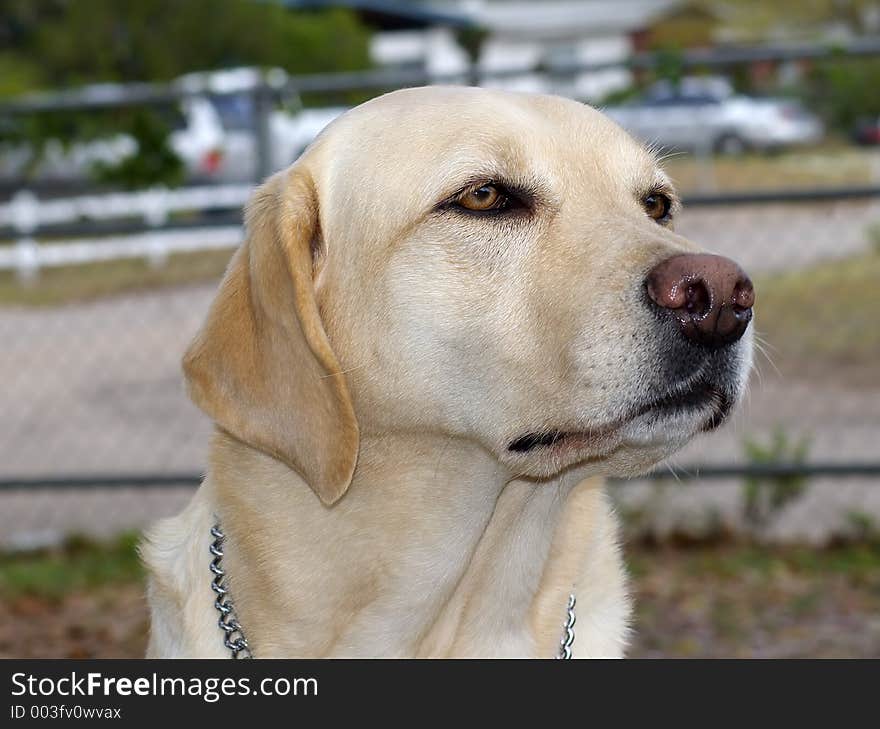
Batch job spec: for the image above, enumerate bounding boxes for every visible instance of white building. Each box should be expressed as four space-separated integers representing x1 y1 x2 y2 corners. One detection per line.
368 0 683 101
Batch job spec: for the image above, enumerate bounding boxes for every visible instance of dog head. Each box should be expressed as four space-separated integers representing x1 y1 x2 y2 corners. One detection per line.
184 86 754 504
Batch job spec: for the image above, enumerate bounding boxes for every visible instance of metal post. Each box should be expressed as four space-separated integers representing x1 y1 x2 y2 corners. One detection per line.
142 187 169 269
695 138 717 193
253 81 274 184
11 190 40 284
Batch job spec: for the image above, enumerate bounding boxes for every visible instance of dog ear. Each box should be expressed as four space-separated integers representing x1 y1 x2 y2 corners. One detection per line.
183 167 359 505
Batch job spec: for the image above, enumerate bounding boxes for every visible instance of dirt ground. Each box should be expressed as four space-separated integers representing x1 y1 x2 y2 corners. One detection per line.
628 543 880 658
0 584 149 659
2 543 878 659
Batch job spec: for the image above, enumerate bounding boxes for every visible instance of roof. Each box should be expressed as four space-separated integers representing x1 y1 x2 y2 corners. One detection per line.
282 0 475 29
286 0 685 36
465 0 685 40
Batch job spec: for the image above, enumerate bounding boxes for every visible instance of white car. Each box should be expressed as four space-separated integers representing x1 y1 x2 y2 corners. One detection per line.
205 91 346 182
0 69 347 185
604 77 824 154
174 67 348 182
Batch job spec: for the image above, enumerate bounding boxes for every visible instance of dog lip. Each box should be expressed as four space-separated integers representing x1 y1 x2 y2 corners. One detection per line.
700 388 733 431
507 422 620 453
506 379 731 453
630 378 725 421
507 430 566 452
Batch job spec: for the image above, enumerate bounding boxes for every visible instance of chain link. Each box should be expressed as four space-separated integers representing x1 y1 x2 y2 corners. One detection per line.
557 593 577 659
210 522 253 659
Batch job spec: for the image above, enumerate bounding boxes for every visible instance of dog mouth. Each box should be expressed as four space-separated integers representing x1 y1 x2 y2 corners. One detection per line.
636 379 732 431
507 378 732 454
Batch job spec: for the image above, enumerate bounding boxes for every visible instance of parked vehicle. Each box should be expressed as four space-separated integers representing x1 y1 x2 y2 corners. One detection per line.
203 91 347 181
603 77 824 154
0 68 348 185
176 67 348 182
853 115 880 146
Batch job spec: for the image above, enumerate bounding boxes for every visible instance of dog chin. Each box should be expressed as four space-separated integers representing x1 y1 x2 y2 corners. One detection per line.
499 430 686 481
499 384 742 481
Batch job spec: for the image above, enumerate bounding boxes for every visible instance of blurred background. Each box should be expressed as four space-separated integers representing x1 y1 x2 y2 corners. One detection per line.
1 0 879 658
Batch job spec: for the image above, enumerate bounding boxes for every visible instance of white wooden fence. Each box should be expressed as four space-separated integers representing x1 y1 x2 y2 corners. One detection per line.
0 185 252 281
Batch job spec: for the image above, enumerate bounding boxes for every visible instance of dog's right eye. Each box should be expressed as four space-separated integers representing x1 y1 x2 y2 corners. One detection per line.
459 185 503 211
453 183 517 213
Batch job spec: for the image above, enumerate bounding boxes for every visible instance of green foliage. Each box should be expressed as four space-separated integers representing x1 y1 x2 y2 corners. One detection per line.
742 427 811 529
0 532 143 599
91 111 185 189
845 511 880 542
0 53 44 98
0 0 372 187
0 0 371 90
455 26 490 64
597 85 643 107
804 58 880 133
594 47 687 106
652 46 687 88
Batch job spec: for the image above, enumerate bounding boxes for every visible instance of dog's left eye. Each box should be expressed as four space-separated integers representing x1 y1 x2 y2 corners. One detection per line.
643 193 671 223
455 184 513 213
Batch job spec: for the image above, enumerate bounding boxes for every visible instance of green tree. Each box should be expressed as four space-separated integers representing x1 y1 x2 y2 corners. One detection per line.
0 0 371 90
805 57 880 134
0 0 372 186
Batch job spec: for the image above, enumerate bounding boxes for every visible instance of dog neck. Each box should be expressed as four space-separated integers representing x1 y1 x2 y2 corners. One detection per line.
209 429 620 657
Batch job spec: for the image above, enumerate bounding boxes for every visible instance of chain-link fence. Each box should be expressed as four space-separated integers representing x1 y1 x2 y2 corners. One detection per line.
616 187 880 545
2 47 880 660
3 187 879 548
3 52 880 552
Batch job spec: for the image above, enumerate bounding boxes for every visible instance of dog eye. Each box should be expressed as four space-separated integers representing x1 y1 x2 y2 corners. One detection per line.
643 193 671 223
455 184 511 212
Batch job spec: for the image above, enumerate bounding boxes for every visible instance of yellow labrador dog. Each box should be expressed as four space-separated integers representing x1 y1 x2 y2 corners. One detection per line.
142 86 754 658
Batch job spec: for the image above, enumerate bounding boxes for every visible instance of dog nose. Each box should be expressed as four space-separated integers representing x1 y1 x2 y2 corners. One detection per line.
645 253 754 349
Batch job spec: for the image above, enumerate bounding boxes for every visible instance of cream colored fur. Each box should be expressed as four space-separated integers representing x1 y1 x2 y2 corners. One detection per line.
142 87 751 658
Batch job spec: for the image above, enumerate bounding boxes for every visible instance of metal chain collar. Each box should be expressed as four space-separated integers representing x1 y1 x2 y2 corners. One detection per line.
209 523 252 659
210 521 575 659
556 593 577 659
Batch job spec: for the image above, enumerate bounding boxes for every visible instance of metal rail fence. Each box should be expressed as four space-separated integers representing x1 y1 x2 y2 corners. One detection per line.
4 36 880 183
2 48 880 548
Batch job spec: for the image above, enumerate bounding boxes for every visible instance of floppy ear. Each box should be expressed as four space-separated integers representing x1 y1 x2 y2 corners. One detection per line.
183 167 359 505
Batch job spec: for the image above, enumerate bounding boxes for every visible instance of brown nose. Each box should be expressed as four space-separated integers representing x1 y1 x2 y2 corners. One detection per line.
646 253 754 349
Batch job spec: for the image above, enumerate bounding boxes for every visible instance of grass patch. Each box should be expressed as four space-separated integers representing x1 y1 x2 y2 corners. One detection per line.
2 537 878 657
628 541 880 581
664 145 878 194
0 248 233 307
0 533 144 599
752 249 880 383
3 534 877 601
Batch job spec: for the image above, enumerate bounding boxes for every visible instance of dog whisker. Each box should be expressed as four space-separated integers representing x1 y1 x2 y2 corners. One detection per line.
751 331 780 378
